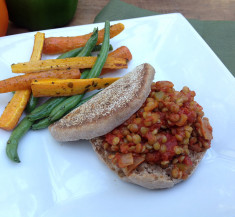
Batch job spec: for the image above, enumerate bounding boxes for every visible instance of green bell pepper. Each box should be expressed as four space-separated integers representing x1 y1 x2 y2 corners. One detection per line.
6 0 78 31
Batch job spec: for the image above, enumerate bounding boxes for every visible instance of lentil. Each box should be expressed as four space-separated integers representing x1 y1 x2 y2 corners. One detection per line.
112 137 120 145
153 142 160 151
103 81 213 179
160 144 167 153
140 127 149 135
133 134 141 144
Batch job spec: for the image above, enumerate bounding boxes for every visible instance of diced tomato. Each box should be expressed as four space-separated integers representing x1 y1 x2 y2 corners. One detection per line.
180 107 197 123
120 143 132 153
161 134 178 161
105 133 116 144
183 155 193 166
146 152 161 164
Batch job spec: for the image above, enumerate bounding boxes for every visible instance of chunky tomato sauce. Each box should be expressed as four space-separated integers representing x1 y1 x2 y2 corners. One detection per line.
102 81 213 179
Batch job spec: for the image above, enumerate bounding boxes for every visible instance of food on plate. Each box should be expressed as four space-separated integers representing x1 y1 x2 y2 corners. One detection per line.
5 20 132 163
44 20 113 126
6 92 99 163
90 79 213 189
57 44 113 59
31 77 120 97
0 69 81 93
101 46 132 75
0 16 213 191
25 27 97 112
49 63 155 141
11 56 128 74
43 23 125 54
26 94 39 113
0 32 45 130
106 46 132 62
0 91 31 131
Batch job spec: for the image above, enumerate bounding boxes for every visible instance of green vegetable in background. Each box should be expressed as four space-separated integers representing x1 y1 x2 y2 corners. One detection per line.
6 0 79 31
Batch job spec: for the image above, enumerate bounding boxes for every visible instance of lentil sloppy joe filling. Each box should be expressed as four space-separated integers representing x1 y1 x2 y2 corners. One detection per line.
102 81 213 179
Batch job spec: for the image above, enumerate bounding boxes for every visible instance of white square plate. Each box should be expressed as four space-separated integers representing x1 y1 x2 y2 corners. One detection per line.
0 13 235 217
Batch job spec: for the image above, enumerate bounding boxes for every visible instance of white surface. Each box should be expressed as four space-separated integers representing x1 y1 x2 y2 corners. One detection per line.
0 13 235 217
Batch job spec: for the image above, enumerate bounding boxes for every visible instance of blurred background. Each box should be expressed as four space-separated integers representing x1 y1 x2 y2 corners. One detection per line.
1 0 234 36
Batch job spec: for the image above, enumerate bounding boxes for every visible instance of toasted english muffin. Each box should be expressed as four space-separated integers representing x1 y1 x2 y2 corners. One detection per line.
90 79 212 189
91 137 206 189
49 63 155 141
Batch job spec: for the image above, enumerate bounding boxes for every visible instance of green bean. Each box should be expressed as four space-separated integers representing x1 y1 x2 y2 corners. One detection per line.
93 44 113 52
31 118 51 130
31 28 99 124
6 117 33 163
26 93 38 113
25 29 98 121
47 21 110 124
30 98 55 114
5 95 62 162
74 91 101 109
5 23 111 162
46 27 101 123
80 69 91 79
57 47 84 59
32 92 100 130
46 68 91 123
57 28 98 59
30 25 111 122
27 97 67 121
49 94 84 123
77 28 98 57
87 20 110 78
31 89 98 130
57 44 113 59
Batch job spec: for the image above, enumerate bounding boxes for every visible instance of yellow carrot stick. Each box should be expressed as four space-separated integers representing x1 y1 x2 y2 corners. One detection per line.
31 77 120 97
0 91 31 130
30 32 45 61
0 32 45 131
11 56 128 74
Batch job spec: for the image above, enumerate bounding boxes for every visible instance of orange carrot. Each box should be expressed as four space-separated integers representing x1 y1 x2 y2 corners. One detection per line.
0 32 44 130
108 46 132 61
43 23 125 55
0 69 80 93
101 46 132 75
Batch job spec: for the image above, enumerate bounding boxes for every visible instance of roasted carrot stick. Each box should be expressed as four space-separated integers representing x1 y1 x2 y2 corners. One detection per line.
11 56 127 74
31 77 120 97
0 32 45 131
31 32 45 61
108 46 132 61
101 46 132 75
0 69 81 93
43 23 124 55
0 91 31 130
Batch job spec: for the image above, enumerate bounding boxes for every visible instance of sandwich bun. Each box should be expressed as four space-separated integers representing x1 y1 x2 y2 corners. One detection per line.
90 76 213 189
49 63 155 141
